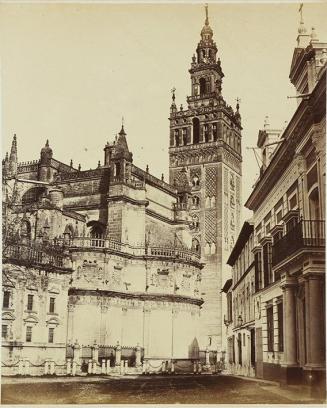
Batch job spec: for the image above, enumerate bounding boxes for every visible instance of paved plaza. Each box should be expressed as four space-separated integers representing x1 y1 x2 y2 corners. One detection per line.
1 374 325 405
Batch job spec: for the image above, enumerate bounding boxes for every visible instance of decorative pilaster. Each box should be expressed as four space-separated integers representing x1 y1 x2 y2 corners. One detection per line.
280 274 297 366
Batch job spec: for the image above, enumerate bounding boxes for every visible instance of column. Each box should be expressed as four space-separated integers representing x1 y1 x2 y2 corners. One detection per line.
304 274 325 368
281 275 297 366
115 342 121 367
209 123 213 142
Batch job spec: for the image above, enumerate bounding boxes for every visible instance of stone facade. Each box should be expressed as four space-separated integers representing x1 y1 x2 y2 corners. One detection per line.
168 5 242 352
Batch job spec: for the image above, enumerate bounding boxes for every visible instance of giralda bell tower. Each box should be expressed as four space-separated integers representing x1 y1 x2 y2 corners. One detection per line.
169 5 242 352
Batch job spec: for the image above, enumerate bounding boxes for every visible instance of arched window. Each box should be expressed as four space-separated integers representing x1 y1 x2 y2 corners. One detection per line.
192 175 199 187
191 214 199 230
199 78 206 96
175 129 180 146
193 118 200 144
87 221 105 247
192 195 200 208
64 224 75 241
22 187 46 205
192 238 200 254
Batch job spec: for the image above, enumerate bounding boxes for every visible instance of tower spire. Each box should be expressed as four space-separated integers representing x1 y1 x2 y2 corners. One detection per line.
9 133 18 176
205 3 209 26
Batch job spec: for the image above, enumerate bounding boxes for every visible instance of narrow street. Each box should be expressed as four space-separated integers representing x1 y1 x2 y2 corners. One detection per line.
1 374 324 405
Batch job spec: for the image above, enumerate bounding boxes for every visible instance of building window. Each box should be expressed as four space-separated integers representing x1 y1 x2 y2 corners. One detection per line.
26 326 32 342
262 243 272 287
243 333 246 346
267 306 274 352
49 297 55 313
192 195 200 208
277 302 284 352
3 291 10 308
48 327 54 343
254 251 262 291
2 324 8 340
27 294 34 311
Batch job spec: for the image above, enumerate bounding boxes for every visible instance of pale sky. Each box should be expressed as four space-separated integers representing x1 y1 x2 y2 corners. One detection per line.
1 1 327 220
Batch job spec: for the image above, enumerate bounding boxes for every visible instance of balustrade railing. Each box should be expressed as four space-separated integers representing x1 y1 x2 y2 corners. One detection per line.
272 219 325 266
54 236 201 262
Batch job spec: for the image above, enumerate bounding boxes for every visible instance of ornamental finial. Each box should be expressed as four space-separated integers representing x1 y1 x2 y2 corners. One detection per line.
205 3 209 25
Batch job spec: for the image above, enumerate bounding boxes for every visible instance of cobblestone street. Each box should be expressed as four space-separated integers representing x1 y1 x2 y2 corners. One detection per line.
1 374 324 405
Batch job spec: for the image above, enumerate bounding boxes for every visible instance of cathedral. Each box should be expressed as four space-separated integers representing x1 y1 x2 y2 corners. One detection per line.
2 6 242 375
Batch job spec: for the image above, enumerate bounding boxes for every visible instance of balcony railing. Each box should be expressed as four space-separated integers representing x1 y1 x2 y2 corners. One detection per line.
55 236 201 262
272 219 325 267
3 241 70 269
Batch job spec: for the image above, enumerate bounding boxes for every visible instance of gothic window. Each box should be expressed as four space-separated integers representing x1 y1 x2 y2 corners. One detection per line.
199 78 206 96
192 238 200 254
205 242 210 254
193 118 200 144
262 242 272 287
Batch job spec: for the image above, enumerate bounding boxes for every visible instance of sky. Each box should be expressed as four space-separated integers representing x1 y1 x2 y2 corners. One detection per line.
1 1 327 220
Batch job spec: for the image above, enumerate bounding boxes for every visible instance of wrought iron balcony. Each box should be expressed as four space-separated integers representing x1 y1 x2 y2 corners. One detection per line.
3 240 72 270
272 219 325 267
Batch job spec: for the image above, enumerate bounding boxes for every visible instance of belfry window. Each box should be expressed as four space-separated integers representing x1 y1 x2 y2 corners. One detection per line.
175 130 180 146
199 78 206 95
193 118 200 144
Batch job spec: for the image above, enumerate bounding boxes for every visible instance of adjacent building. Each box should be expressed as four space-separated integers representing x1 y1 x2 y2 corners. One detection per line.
224 220 255 378
223 18 326 396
